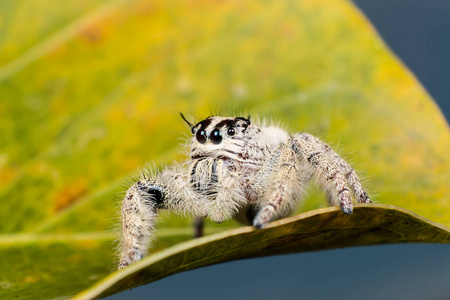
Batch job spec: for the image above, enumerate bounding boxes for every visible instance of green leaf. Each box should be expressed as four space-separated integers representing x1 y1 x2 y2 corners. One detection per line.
74 205 449 299
0 0 449 298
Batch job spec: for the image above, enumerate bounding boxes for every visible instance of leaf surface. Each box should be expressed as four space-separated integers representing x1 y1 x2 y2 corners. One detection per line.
0 0 449 298
74 205 450 299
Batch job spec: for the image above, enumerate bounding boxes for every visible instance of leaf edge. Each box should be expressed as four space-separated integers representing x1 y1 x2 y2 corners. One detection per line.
73 204 450 300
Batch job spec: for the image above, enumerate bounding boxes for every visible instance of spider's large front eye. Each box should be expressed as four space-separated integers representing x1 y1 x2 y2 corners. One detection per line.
210 128 222 144
196 129 207 144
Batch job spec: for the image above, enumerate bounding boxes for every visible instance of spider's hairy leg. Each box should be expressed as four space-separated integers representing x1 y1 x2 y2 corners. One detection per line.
193 217 204 238
292 136 355 214
118 165 205 269
253 144 308 229
296 133 371 204
118 179 160 269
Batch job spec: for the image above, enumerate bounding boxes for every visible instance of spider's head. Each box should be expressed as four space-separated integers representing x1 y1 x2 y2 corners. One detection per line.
181 114 251 159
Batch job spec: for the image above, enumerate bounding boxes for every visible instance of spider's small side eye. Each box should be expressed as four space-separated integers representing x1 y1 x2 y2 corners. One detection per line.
227 127 235 136
210 128 222 144
196 129 207 144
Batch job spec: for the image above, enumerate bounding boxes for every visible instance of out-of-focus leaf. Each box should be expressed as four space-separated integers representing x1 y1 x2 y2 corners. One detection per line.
0 0 449 298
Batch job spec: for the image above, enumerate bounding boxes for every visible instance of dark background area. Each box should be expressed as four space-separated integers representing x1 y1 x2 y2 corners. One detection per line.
110 1 450 299
355 0 449 121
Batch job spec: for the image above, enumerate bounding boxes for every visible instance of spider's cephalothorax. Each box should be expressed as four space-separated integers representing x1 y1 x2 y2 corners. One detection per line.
118 115 371 269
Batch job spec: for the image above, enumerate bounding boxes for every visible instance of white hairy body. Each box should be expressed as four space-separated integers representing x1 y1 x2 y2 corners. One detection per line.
118 115 371 269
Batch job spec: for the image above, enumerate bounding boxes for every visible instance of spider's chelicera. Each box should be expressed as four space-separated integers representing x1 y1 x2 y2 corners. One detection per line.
118 114 371 269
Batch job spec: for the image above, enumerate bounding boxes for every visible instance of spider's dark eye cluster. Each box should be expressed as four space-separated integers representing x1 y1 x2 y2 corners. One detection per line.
210 129 222 144
193 117 243 145
196 129 207 144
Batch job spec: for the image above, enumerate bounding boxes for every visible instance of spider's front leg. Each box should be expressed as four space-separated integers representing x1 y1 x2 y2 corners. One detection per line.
118 165 205 269
253 136 369 229
252 143 308 229
291 136 355 214
296 133 371 204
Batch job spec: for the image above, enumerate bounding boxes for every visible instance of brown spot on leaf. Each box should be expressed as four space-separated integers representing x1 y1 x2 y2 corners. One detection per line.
53 179 88 212
0 166 18 186
78 25 103 43
134 2 159 17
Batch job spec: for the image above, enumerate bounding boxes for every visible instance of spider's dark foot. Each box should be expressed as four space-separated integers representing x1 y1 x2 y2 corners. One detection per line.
253 222 265 230
340 203 353 215
359 191 372 204
253 205 275 229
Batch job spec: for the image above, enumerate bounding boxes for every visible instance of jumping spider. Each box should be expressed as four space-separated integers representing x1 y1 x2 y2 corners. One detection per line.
118 114 371 269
